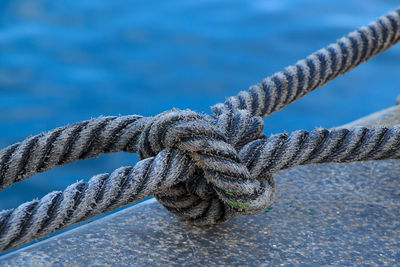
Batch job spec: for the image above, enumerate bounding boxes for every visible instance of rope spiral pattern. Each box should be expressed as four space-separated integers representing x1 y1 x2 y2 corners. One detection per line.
0 7 400 252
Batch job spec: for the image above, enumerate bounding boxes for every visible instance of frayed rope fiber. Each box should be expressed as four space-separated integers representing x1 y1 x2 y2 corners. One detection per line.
1 7 400 252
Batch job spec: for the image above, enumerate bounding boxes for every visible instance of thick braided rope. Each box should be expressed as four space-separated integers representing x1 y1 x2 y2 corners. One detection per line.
0 110 274 251
0 149 192 251
212 8 400 118
0 115 149 191
2 122 400 250
1 7 400 252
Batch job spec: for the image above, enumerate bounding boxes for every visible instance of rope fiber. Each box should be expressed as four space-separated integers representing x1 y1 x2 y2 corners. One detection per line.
1 7 400 252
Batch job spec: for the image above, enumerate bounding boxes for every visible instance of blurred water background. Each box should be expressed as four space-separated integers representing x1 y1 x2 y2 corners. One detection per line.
0 0 399 249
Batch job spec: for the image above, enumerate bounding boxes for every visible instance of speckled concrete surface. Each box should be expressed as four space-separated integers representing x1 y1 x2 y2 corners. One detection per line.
1 106 400 266
339 105 400 128
1 160 399 266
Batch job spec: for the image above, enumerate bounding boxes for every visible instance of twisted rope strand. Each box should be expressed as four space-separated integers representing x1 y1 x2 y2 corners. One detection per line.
0 149 192 251
0 115 149 191
2 8 399 193
212 7 400 118
2 124 400 251
239 126 400 176
1 7 400 252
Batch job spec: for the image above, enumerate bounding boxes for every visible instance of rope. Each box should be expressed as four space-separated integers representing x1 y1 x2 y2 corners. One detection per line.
212 8 400 118
0 115 148 190
1 7 400 252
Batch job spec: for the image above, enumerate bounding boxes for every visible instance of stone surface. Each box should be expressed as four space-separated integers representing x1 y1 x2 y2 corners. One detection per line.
1 160 400 266
339 105 400 128
1 105 400 266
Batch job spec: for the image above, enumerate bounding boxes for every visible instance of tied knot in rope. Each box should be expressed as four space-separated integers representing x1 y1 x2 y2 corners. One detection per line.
1 6 400 252
137 109 274 224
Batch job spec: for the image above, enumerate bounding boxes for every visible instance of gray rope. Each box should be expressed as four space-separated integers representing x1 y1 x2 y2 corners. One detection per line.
0 148 193 251
212 8 400 118
0 110 274 251
0 115 149 191
1 7 400 252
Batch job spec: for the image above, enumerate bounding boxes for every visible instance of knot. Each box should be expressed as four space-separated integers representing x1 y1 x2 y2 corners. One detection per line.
137 109 275 225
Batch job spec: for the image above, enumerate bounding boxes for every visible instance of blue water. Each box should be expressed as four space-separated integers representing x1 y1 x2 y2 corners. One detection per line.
0 0 399 250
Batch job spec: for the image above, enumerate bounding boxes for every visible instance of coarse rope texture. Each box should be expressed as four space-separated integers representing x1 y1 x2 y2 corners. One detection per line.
1 7 400 252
